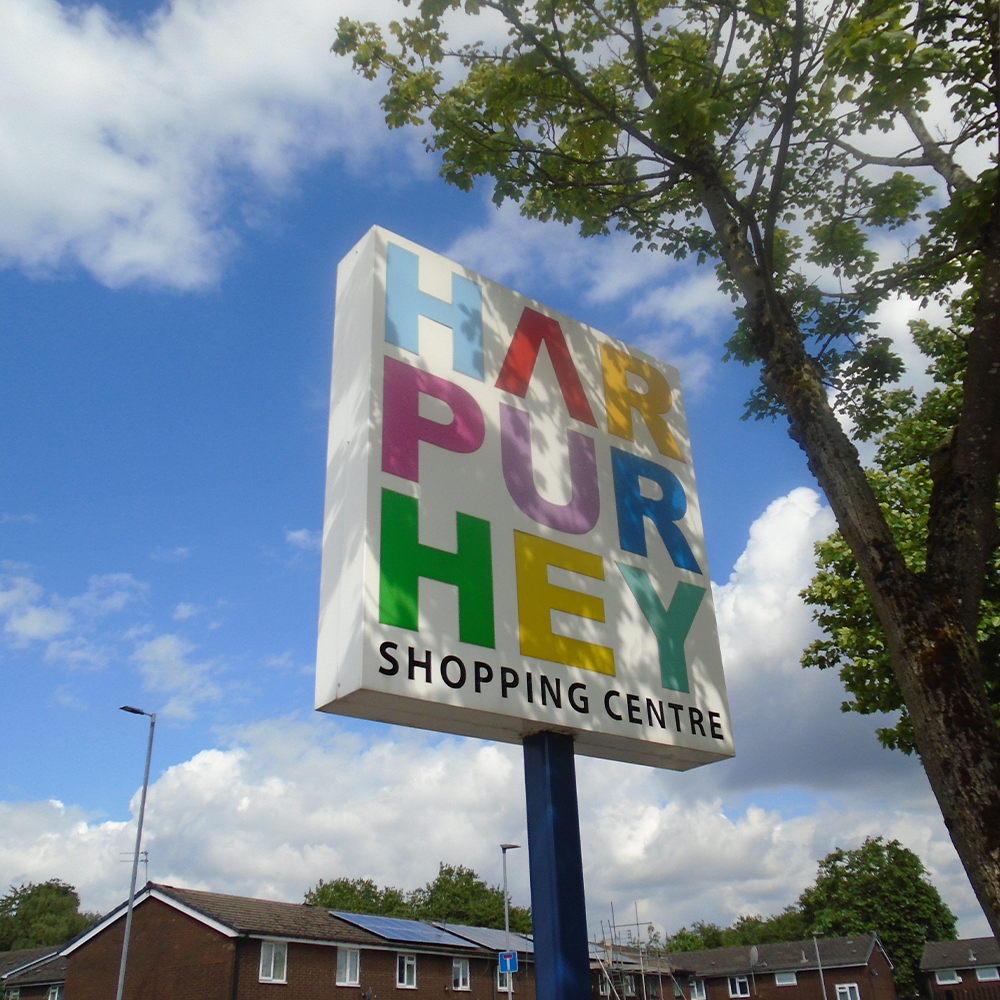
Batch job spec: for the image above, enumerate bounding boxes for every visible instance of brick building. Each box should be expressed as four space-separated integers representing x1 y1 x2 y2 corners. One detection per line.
658 935 897 1000
922 938 1000 1000
589 935 897 1000
1 947 65 1000
58 883 533 1000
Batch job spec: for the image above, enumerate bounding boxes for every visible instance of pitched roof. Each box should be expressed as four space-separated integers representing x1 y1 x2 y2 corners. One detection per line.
154 885 384 944
922 939 1000 972
62 883 509 957
664 935 882 978
2 953 66 987
433 923 535 955
0 947 59 979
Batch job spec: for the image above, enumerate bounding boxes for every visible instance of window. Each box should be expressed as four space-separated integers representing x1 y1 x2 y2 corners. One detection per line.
337 948 361 987
397 953 417 989
624 975 636 997
46 990 63 1000
259 941 288 984
935 971 962 986
7 990 20 1000
977 968 1000 983
775 973 798 987
453 959 470 991
728 977 750 998
835 984 860 1000
598 973 610 997
498 968 515 993
690 980 707 1000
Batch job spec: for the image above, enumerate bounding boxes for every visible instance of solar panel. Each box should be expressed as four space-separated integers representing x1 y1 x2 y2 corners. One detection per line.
331 912 478 948
435 924 534 954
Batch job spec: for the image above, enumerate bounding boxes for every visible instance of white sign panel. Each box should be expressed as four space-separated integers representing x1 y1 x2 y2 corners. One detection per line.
315 227 734 770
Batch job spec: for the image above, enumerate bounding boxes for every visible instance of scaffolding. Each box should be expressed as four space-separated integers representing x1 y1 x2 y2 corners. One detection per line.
592 903 685 1000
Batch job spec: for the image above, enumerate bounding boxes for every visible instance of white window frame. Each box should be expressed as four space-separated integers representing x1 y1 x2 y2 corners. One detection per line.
775 973 798 987
259 941 288 984
597 973 610 997
337 947 361 987
935 971 962 986
499 967 516 993
453 958 471 991
728 977 750 998
397 953 417 989
690 980 707 1000
624 975 637 997
976 968 1000 983
46 989 63 1000
835 983 860 1000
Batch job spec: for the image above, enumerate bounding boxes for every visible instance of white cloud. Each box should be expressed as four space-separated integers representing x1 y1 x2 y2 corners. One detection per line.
0 568 146 663
0 0 407 289
173 602 201 621
285 528 321 552
0 491 989 936
132 633 221 720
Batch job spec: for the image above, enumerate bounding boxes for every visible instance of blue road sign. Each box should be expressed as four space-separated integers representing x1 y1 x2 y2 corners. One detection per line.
499 952 518 974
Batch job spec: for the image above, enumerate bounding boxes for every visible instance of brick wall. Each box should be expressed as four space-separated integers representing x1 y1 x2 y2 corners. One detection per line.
63 898 537 1000
64 897 235 1000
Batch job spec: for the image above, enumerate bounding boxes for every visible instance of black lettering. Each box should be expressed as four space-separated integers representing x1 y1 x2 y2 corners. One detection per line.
646 698 665 729
709 711 724 740
604 690 622 720
500 667 519 699
626 694 642 724
568 683 589 713
379 641 399 675
474 660 493 693
668 703 684 732
408 647 432 683
540 675 562 708
526 671 533 703
689 706 706 736
440 655 466 689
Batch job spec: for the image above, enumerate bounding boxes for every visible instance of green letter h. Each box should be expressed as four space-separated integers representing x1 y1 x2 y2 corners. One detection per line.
379 488 495 648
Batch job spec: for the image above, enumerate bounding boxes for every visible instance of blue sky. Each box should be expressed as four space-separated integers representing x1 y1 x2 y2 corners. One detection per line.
0 0 989 941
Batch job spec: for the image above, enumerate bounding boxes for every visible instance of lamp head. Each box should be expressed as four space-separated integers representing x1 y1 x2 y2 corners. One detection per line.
120 705 146 715
500 843 521 851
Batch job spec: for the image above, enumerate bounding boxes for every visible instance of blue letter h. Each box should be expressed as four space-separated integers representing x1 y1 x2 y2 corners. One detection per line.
385 243 484 380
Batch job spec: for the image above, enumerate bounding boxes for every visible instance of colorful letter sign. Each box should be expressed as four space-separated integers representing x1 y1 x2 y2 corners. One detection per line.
315 228 734 770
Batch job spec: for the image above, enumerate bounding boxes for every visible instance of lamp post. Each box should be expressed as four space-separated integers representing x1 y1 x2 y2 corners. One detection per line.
116 706 156 1000
500 843 521 1000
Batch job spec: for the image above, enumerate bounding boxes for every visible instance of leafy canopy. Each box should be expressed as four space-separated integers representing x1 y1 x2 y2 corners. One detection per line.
659 838 954 996
305 863 532 932
0 880 100 951
802 303 1000 753
800 837 957 995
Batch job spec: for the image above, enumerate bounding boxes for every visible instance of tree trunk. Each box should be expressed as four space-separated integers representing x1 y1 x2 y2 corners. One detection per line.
697 156 1000 939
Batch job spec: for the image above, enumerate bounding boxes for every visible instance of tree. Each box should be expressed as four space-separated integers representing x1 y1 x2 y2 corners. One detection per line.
662 908 808 952
0 880 100 951
802 307 1000 753
659 839 954 995
305 877 413 917
332 0 1000 936
799 837 957 996
305 864 532 931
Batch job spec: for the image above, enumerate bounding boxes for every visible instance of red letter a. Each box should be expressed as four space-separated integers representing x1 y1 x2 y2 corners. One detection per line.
495 308 597 426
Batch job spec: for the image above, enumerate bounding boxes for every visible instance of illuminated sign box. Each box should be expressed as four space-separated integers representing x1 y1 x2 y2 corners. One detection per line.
315 227 734 770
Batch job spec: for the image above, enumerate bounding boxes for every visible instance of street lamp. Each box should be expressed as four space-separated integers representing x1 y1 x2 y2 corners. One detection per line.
500 844 521 1000
116 706 156 1000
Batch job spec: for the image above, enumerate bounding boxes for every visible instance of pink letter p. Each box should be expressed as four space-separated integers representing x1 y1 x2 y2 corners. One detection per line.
382 356 485 482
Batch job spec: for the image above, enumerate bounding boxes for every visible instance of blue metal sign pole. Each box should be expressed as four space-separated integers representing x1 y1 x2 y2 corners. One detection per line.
523 731 591 1000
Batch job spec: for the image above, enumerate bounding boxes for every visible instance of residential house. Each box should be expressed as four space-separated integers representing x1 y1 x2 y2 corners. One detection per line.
1 947 65 999
60 882 534 1000
590 935 897 1000
922 938 1000 1000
